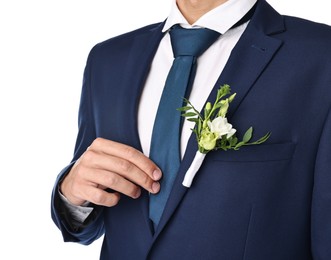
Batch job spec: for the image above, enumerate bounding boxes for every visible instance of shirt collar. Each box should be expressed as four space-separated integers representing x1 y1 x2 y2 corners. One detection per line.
163 0 257 34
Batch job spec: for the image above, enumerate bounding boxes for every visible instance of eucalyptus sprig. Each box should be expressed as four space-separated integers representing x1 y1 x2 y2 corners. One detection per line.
178 84 271 154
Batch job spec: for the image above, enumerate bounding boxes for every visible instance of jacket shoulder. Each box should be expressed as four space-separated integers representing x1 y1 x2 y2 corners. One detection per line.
279 15 331 57
283 15 331 40
93 22 163 51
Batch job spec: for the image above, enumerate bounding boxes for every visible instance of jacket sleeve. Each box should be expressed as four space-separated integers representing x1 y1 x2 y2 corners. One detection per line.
311 107 331 259
50 46 105 245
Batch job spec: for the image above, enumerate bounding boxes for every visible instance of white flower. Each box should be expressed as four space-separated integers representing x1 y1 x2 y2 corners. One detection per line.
207 116 236 139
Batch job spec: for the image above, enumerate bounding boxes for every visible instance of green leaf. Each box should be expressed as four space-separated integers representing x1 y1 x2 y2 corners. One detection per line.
187 117 199 123
234 141 245 149
182 112 197 117
248 132 272 145
242 127 253 143
235 131 271 149
177 106 192 112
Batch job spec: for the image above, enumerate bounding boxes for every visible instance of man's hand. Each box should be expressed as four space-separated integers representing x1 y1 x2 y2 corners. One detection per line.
60 138 162 207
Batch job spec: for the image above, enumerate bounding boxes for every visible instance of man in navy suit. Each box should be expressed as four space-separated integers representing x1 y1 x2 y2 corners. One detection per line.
51 0 331 259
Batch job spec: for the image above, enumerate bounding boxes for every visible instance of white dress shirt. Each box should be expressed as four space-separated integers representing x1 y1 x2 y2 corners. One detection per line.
61 0 257 222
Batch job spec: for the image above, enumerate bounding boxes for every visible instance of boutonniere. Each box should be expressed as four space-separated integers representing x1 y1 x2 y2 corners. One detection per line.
178 84 271 187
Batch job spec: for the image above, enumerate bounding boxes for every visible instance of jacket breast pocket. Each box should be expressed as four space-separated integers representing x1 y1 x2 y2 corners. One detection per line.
192 142 298 201
189 142 298 218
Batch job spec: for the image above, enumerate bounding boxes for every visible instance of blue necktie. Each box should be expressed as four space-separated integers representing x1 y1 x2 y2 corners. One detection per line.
149 25 220 227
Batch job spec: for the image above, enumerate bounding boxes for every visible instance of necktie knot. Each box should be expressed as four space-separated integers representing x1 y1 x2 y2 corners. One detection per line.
170 25 221 58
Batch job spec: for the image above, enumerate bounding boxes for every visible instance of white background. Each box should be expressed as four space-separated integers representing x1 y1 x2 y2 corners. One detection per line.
0 1 330 259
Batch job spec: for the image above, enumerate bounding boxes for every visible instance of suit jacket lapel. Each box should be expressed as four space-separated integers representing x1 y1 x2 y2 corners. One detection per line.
120 22 166 236
122 23 165 152
151 0 285 240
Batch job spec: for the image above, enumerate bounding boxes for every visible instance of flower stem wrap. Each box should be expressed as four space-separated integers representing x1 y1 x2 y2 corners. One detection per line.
182 151 206 187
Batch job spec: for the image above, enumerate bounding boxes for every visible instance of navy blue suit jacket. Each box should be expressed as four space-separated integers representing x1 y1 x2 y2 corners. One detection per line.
51 1 331 259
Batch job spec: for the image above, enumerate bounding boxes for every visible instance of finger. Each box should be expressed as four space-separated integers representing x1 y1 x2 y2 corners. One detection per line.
60 169 122 207
87 169 143 199
84 145 161 194
90 138 162 181
85 187 121 207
